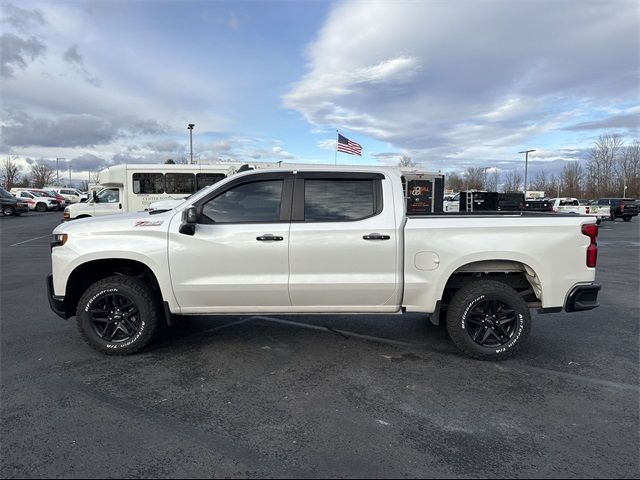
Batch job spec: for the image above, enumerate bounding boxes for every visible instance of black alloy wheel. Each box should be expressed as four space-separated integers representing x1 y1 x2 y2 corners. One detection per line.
76 275 161 355
464 298 517 348
88 292 141 343
446 279 531 360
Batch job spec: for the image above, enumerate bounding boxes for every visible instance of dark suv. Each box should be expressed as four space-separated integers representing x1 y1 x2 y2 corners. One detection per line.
598 198 639 222
1 187 29 216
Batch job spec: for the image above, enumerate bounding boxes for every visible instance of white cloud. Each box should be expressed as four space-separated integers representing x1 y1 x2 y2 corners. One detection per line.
284 0 639 165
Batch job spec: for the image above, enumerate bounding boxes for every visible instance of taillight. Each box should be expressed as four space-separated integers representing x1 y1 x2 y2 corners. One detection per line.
582 223 598 268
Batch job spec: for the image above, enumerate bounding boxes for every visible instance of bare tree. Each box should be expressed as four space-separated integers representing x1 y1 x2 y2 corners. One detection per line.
464 167 485 190
30 163 55 188
79 180 90 191
502 170 523 193
486 169 500 191
398 154 415 167
1 156 22 190
547 173 560 198
586 134 624 197
446 172 465 192
560 161 583 198
529 169 548 192
618 142 640 198
88 171 101 185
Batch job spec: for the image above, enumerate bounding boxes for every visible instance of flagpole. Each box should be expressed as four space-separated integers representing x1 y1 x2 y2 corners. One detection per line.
335 129 338 165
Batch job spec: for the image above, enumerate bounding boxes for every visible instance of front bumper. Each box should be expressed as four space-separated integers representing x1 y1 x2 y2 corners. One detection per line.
47 274 66 319
565 284 601 312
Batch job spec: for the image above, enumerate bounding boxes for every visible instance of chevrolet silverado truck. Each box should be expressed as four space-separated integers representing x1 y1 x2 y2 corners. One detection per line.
48 167 601 360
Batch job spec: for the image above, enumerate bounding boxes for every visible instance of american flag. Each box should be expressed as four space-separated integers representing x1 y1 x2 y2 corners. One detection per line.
337 133 362 156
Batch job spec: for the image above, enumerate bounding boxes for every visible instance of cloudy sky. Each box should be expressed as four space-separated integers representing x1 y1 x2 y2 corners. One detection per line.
1 0 638 180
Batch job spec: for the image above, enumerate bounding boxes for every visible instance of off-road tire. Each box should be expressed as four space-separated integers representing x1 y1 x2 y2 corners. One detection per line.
76 276 161 355
446 280 531 361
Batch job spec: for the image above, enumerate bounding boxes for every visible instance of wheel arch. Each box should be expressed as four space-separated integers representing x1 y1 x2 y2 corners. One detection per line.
438 258 544 309
64 258 165 319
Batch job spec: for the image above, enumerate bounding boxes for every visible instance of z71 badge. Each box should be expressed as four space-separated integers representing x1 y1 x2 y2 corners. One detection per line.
134 221 164 227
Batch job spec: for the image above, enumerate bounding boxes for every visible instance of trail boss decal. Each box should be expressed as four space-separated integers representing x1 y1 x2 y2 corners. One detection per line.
134 220 164 227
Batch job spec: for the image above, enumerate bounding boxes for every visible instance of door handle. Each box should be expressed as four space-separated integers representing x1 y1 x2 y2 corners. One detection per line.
363 233 391 240
256 234 284 242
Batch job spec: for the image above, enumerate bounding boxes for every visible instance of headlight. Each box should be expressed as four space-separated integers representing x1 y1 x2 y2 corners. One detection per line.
51 233 68 248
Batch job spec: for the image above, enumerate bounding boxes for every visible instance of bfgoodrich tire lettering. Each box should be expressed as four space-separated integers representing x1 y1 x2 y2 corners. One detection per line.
76 276 160 355
446 280 531 361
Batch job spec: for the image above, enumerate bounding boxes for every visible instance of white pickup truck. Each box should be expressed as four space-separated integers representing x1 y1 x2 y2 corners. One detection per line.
548 197 607 220
48 167 601 360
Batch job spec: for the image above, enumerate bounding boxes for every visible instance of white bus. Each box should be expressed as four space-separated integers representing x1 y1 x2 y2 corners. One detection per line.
64 163 249 219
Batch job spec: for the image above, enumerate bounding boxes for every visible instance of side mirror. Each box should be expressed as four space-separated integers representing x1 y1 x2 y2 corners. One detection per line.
179 206 197 236
92 191 98 203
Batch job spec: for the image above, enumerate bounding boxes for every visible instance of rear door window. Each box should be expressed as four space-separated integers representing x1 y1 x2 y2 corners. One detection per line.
304 179 376 221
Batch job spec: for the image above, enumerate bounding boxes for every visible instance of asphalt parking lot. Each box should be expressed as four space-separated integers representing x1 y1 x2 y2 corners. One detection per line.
1 212 638 478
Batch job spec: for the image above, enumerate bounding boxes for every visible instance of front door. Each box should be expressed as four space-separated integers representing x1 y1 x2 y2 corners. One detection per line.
93 188 122 216
168 174 293 313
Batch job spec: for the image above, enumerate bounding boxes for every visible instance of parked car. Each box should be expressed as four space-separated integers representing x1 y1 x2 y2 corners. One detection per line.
49 166 600 361
10 189 58 212
0 187 29 216
597 198 639 222
51 187 83 204
37 189 67 210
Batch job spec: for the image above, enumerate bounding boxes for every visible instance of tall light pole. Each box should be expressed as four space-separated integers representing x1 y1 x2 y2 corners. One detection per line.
518 149 535 195
187 124 195 164
56 157 65 185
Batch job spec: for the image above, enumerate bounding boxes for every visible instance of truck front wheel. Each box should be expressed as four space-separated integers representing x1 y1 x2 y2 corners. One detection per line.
76 276 161 355
446 280 531 361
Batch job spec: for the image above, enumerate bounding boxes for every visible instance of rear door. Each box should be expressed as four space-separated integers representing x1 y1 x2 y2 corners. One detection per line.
288 172 399 311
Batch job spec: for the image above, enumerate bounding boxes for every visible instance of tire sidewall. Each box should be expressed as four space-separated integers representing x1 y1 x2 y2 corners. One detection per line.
2 206 14 216
447 281 531 360
77 280 156 354
36 202 47 212
457 292 527 356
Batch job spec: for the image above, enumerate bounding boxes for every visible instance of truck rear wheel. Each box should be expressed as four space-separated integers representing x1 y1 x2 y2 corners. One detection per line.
446 280 531 361
76 276 161 355
623 216 632 222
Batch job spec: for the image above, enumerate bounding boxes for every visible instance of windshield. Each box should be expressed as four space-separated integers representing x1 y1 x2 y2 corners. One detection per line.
0 188 13 199
95 188 119 203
